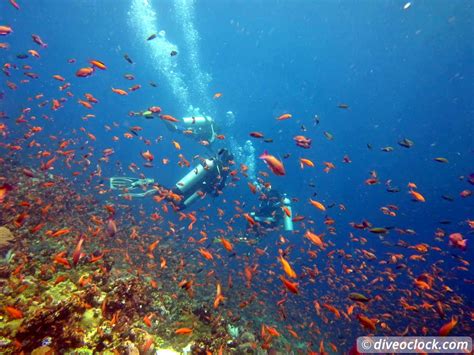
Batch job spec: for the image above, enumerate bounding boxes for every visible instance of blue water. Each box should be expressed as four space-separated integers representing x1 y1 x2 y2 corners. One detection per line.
1 0 473 352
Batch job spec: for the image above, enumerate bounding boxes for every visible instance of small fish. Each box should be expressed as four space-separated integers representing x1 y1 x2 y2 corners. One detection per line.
277 113 292 121
263 138 273 143
324 131 333 140
149 81 158 87
300 158 315 169
72 236 85 266
9 0 20 10
348 292 371 302
398 138 414 148
160 114 179 123
438 316 457 336
89 59 107 70
76 67 94 78
250 132 264 138
175 328 193 334
0 26 13 36
32 34 47 47
4 306 23 319
309 199 325 211
111 87 128 95
381 146 394 152
369 227 388 234
280 275 299 294
170 50 178 56
147 33 157 41
409 190 426 202
434 157 449 163
16 53 28 59
338 103 349 109
260 150 285 176
123 54 133 64
441 195 454 201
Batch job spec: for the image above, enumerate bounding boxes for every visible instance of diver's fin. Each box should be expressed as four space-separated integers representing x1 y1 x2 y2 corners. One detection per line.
110 177 154 190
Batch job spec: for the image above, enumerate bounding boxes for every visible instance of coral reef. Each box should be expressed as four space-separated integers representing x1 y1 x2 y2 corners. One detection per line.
0 227 14 250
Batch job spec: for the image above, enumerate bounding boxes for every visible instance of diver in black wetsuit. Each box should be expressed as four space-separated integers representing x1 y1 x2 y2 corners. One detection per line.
249 183 294 232
170 148 233 210
110 148 233 210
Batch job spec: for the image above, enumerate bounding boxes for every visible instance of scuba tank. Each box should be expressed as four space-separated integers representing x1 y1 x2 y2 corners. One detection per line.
282 195 294 232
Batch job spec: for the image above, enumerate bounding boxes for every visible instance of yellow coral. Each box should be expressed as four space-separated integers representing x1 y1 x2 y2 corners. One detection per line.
0 226 14 249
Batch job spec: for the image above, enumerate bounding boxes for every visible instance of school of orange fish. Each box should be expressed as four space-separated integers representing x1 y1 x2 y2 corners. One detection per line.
0 2 473 354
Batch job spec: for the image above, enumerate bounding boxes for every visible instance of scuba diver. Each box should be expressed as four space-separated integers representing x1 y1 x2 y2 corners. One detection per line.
248 182 294 234
130 106 218 146
163 115 217 146
168 148 233 209
110 148 233 210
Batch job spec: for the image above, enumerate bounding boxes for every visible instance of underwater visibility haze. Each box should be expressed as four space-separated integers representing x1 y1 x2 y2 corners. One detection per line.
0 0 473 353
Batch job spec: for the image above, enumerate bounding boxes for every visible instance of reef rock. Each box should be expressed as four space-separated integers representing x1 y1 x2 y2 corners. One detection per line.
0 226 14 250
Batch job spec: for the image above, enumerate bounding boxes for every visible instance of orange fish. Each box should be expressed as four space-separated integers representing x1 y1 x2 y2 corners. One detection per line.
50 228 71 238
357 314 376 331
438 316 457 336
0 26 13 36
300 158 315 168
52 74 65 81
277 113 292 120
142 150 154 162
213 92 222 99
4 306 23 319
78 99 93 109
280 276 299 294
309 199 326 211
279 255 297 279
89 59 107 70
409 190 425 202
259 150 285 176
143 314 152 327
243 213 256 226
198 248 213 260
172 140 181 150
304 230 325 249
160 114 179 123
213 283 225 309
250 132 264 138
220 237 233 252
52 99 61 111
0 183 13 203
76 67 94 77
112 87 128 95
175 328 193 335
85 93 99 103
248 182 257 194
323 303 341 319
72 235 85 266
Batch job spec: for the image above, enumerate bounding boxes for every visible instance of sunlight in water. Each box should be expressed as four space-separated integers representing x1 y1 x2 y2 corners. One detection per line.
174 0 213 116
128 0 190 110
